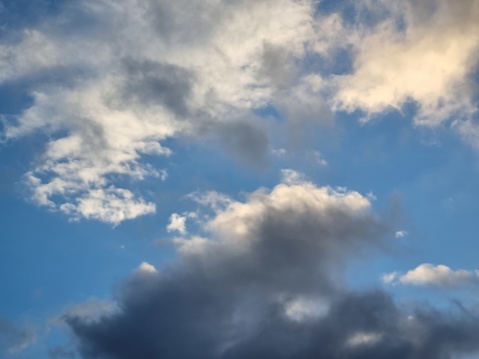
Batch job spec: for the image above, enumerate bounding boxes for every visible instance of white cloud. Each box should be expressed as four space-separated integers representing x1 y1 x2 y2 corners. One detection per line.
175 178 372 278
382 271 399 284
282 296 329 322
188 191 233 213
271 148 287 157
167 213 188 235
383 263 479 287
309 150 328 167
137 262 158 274
347 332 382 347
280 169 307 185
333 0 479 127
59 187 156 226
3 0 479 224
1 0 323 223
395 230 408 238
59 299 119 324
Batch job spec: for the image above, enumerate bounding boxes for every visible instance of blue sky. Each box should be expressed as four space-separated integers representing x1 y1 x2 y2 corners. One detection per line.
2 0 479 358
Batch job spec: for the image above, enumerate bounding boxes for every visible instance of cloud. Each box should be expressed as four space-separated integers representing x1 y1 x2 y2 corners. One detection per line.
1 0 478 260
166 213 188 235
333 0 479 127
136 262 158 274
63 178 479 358
59 299 119 325
3 0 479 224
0 0 322 223
383 263 479 288
187 191 233 213
394 230 408 238
216 119 269 168
0 316 36 356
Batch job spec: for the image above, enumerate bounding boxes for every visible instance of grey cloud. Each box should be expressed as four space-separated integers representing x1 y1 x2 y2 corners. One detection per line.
0 315 36 355
66 277 479 359
63 181 447 359
118 58 193 118
0 0 318 222
223 291 479 359
144 0 221 45
259 43 296 87
217 120 269 168
64 181 479 358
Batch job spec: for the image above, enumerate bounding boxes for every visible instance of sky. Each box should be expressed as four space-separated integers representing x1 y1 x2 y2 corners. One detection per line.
1 0 479 358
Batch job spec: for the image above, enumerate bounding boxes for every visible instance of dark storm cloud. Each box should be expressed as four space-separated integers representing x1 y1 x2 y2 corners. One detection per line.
223 290 479 359
67 279 479 359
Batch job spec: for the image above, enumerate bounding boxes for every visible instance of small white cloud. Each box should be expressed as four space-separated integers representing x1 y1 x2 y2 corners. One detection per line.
62 187 156 226
167 213 188 235
280 169 306 185
282 297 329 322
382 271 399 284
271 148 287 157
188 191 233 213
137 262 158 274
346 332 382 347
395 230 408 238
383 263 479 288
309 151 328 167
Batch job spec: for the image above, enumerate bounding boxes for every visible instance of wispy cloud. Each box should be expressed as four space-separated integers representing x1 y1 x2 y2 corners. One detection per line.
0 316 36 356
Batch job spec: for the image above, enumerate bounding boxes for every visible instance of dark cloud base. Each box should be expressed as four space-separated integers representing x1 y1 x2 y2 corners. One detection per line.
67 280 479 359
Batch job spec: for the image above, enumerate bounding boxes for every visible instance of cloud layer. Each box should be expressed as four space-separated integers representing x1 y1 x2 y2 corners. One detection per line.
64 178 479 358
2 0 479 224
1 0 319 223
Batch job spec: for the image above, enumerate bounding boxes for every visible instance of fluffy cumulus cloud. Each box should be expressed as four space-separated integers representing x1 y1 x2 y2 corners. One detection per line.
63 177 479 358
383 263 479 288
2 0 479 223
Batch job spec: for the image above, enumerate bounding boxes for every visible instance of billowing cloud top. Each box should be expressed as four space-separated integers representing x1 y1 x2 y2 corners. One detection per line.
2 0 479 224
